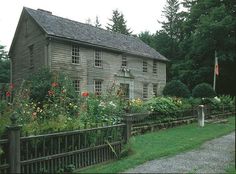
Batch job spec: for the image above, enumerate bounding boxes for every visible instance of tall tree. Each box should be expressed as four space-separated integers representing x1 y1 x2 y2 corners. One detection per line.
172 0 236 95
94 16 102 28
159 0 182 60
106 9 132 35
0 44 10 83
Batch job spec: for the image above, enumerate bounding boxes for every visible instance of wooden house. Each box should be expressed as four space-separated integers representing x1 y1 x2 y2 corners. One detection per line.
9 7 168 99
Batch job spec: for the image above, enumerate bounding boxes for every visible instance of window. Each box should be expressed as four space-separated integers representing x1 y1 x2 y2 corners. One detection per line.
94 50 102 67
72 45 80 64
153 84 158 97
73 80 80 93
94 80 102 95
143 84 148 99
29 45 34 69
143 60 147 72
153 60 157 74
121 55 127 67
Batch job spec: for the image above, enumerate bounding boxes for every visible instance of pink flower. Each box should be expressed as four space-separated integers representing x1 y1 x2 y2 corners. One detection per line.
51 82 58 87
6 91 11 97
48 90 55 96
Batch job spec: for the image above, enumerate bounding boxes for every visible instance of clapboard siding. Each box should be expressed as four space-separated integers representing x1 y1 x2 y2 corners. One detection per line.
50 41 166 99
10 12 46 86
10 9 166 98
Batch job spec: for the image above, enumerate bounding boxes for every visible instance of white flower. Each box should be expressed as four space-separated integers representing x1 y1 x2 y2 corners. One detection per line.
214 96 221 102
109 101 116 107
99 102 106 107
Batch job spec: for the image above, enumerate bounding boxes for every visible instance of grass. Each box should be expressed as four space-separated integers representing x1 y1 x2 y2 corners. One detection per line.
79 116 235 173
225 162 236 174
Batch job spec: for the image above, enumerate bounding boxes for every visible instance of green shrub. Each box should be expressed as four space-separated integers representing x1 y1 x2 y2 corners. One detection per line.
192 83 216 98
163 80 190 98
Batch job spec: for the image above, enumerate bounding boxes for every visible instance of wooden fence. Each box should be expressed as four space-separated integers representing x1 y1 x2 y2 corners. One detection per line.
125 105 235 135
0 115 128 173
0 104 235 173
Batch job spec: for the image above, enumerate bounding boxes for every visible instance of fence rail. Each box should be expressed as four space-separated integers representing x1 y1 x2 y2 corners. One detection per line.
0 121 126 173
0 104 235 173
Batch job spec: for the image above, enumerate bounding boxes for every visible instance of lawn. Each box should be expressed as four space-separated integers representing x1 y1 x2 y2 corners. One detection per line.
79 116 235 173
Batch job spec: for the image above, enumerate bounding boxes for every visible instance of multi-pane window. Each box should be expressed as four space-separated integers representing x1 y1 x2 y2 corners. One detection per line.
143 60 147 72
94 80 102 95
121 55 127 67
72 45 80 64
29 45 34 69
73 80 80 93
94 50 102 67
153 84 158 97
153 60 157 74
143 84 148 99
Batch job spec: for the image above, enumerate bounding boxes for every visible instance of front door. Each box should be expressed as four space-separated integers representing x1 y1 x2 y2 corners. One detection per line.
120 83 130 99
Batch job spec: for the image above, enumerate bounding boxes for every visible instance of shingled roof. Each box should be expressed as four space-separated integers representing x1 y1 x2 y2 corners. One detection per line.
24 7 168 61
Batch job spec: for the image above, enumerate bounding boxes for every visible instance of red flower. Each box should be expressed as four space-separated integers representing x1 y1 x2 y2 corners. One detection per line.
6 91 11 97
51 82 58 87
81 91 89 97
48 90 55 96
10 83 14 90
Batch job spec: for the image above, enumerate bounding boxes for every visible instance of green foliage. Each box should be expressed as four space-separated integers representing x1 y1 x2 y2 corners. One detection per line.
81 116 235 173
144 97 181 118
106 9 132 35
192 83 216 98
0 45 10 83
163 80 191 98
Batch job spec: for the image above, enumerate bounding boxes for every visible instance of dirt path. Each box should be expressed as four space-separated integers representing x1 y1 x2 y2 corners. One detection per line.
124 131 235 173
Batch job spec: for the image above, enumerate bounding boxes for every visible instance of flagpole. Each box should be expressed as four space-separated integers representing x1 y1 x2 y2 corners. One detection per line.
213 50 217 91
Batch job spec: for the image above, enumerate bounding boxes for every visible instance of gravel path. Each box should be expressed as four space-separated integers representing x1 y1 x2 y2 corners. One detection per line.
124 131 235 173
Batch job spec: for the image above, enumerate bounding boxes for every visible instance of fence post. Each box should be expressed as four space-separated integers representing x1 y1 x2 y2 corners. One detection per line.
124 115 131 143
197 105 205 127
7 113 21 173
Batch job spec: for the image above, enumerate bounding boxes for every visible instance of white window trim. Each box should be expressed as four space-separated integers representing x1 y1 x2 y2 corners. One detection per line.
94 49 103 68
71 45 80 64
94 79 103 94
143 60 148 72
143 83 148 99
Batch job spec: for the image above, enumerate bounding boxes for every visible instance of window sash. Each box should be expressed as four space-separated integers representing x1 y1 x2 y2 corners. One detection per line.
94 50 102 67
73 80 80 93
143 84 148 99
121 55 127 67
72 45 80 64
143 61 147 72
29 45 34 69
94 80 102 95
153 84 158 97
153 60 157 74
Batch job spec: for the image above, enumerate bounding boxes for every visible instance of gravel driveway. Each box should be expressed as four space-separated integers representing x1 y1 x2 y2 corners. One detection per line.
124 131 235 173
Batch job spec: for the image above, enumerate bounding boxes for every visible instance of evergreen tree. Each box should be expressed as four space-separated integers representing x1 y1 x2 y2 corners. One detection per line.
159 0 182 60
106 9 132 35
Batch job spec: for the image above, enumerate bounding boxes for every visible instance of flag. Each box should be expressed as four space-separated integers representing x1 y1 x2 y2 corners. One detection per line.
215 57 219 76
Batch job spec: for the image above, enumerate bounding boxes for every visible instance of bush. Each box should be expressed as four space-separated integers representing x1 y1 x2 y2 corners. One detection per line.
163 80 190 98
192 83 216 98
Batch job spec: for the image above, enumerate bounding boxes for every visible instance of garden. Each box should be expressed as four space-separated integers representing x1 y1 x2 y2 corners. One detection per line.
0 69 235 137
0 68 235 173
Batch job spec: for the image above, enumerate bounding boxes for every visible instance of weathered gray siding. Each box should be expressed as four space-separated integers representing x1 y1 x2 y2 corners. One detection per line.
10 12 47 85
50 41 166 99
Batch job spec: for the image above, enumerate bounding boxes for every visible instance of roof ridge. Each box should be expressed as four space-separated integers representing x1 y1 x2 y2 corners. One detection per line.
23 7 168 61
24 7 140 41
